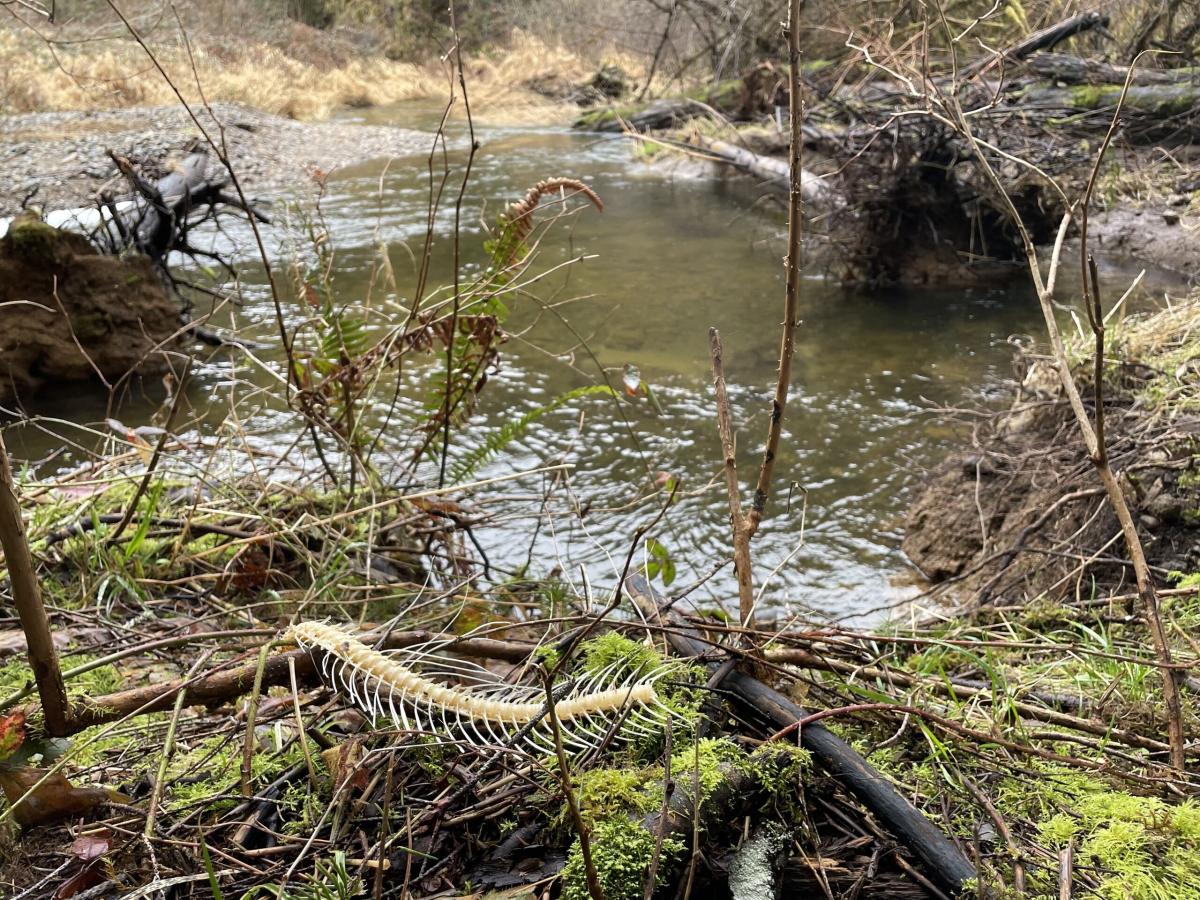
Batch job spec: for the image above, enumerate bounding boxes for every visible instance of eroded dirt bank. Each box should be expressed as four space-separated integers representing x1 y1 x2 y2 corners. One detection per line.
0 102 432 216
903 300 1200 606
0 214 180 403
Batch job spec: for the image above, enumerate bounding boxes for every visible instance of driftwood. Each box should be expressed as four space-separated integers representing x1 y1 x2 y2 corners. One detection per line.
690 135 833 208
107 148 269 265
624 575 976 895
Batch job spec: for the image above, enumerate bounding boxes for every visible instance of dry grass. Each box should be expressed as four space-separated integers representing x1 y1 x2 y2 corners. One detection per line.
0 26 643 122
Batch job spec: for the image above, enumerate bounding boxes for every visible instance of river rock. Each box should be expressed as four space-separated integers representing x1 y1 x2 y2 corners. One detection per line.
0 214 181 403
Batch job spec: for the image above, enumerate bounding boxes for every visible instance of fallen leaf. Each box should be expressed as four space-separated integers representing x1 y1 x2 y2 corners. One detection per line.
0 766 126 827
0 712 26 761
412 497 462 515
320 739 370 793
54 866 105 899
69 829 113 861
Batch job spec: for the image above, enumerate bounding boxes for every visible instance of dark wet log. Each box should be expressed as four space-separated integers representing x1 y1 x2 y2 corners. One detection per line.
690 135 834 207
624 575 976 896
962 10 1111 79
574 78 748 132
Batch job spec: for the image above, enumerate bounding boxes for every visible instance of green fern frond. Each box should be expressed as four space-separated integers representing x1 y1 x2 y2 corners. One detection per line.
449 384 618 484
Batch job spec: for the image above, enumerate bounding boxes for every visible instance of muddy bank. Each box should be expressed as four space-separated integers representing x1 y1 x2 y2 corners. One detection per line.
1081 205 1200 284
0 102 431 216
0 214 181 403
903 301 1200 605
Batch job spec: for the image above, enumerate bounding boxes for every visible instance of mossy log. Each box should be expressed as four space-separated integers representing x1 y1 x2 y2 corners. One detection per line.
1022 51 1195 86
573 77 747 132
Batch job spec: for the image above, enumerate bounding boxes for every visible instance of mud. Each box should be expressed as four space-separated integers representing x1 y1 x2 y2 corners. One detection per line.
903 339 1200 606
0 214 181 404
1081 205 1200 284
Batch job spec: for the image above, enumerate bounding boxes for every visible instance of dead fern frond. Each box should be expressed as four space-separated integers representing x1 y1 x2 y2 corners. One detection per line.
496 178 603 267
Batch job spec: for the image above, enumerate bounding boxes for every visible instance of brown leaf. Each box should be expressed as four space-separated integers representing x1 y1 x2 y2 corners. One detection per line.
0 767 126 827
54 865 105 900
320 739 369 793
69 829 113 862
412 497 462 516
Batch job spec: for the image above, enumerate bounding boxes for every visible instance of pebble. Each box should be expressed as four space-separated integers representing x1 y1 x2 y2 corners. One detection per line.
0 101 431 216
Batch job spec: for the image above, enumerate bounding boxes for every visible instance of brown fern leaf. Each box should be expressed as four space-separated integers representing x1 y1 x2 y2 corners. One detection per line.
499 178 603 266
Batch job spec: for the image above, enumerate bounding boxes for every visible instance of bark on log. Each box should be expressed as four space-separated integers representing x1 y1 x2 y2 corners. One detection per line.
624 575 976 896
1015 82 1200 140
109 149 269 263
962 10 1111 79
1022 51 1189 86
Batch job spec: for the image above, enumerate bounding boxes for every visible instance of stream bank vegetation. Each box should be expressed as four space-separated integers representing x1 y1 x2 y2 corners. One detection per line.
3 2 1200 899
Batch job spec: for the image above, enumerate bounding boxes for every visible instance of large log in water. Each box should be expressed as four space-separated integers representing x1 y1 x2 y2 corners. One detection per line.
689 135 834 208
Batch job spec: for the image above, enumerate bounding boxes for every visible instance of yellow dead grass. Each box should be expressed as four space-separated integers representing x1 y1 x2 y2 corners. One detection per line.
0 28 644 123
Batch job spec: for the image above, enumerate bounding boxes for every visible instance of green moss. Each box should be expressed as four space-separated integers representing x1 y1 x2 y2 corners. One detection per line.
670 737 744 803
1000 763 1200 900
575 766 661 830
632 139 665 161
165 732 313 814
580 632 663 679
70 312 112 342
1071 83 1121 109
3 217 72 264
0 655 122 709
573 106 634 129
561 818 683 900
1178 466 1200 490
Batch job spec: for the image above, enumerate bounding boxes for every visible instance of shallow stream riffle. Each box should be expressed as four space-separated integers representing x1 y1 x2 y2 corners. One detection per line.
9 103 1067 622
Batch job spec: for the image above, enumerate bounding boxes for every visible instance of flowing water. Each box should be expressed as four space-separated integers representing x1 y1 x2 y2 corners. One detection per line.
10 103 1065 621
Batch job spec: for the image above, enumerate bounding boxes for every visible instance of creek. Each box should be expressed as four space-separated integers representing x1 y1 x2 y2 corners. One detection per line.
10 103 1063 621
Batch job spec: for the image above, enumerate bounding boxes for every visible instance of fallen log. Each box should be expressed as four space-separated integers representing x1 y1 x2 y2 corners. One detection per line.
1022 51 1189 86
624 575 976 896
689 134 834 208
108 148 269 264
1014 81 1200 141
574 77 749 132
961 9 1110 79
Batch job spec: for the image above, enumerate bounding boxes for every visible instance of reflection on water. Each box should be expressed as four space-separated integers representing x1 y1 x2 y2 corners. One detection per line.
8 104 1054 621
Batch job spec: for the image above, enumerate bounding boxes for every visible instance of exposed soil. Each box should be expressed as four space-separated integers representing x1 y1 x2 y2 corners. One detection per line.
903 308 1200 605
0 214 181 404
0 102 431 216
1082 205 1200 284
